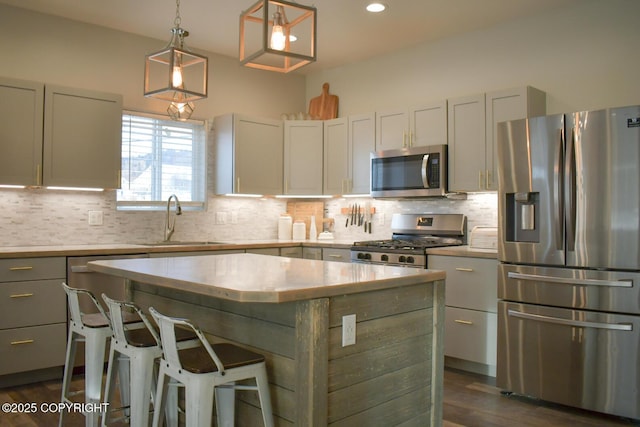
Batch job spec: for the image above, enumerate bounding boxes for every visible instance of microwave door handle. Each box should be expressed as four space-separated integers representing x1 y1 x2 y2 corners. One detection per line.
422 154 430 188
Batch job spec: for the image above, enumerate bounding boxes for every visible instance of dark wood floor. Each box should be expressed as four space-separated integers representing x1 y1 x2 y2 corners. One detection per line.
1 368 638 426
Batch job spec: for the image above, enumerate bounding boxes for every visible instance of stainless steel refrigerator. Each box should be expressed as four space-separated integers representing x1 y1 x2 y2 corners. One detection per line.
496 105 640 420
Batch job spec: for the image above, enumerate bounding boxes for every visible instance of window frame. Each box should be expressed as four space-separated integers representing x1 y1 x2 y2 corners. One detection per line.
116 110 207 212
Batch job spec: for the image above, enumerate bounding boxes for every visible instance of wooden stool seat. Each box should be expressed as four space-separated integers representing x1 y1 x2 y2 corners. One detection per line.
149 307 274 427
179 343 265 374
125 325 197 348
82 311 140 328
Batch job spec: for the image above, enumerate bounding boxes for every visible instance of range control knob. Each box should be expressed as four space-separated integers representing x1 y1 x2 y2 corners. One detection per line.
381 254 389 262
398 255 406 263
406 256 415 264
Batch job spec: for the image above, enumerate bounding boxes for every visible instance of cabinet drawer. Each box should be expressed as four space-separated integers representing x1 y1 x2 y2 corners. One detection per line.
280 247 302 258
444 306 497 366
429 255 497 312
1 279 67 329
0 257 66 282
322 248 350 263
0 323 66 375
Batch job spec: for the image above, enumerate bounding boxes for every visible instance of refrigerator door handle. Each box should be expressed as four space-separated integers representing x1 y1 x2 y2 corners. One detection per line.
507 309 633 331
565 125 577 251
554 127 564 250
508 271 633 288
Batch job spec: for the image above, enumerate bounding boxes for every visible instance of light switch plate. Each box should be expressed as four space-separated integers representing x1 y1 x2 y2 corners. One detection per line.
88 210 103 226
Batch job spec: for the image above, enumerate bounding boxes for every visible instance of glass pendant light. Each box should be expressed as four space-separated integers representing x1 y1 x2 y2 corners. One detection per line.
144 0 208 120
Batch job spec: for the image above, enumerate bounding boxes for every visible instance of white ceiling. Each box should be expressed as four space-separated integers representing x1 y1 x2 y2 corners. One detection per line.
1 0 581 74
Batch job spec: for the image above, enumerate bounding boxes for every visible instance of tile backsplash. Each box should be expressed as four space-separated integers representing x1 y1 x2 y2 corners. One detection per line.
0 188 496 246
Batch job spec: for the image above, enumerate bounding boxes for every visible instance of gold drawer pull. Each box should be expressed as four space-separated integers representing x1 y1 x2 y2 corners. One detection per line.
11 339 35 345
10 293 34 298
9 266 34 271
328 254 343 258
455 267 474 272
454 319 474 325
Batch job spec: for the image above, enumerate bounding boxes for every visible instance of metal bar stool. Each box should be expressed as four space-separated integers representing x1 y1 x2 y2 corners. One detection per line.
149 306 274 427
100 294 163 427
60 283 138 427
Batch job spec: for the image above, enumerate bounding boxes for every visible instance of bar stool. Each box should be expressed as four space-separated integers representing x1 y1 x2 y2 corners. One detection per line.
60 283 138 427
100 294 163 427
149 306 274 427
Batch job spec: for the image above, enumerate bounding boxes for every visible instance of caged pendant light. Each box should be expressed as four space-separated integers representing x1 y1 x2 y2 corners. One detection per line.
144 0 208 120
239 0 317 73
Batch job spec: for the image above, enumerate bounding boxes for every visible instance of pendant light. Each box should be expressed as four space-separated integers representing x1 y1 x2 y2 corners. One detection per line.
239 0 317 73
144 0 208 120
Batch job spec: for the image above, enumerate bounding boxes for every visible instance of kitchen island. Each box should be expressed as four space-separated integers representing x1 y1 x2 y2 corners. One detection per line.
88 253 445 427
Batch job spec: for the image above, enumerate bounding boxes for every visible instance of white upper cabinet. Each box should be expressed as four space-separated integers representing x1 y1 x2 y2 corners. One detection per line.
376 100 447 151
43 85 122 189
324 114 375 196
215 114 283 195
448 86 546 192
447 93 487 192
348 113 375 194
284 120 323 195
0 79 122 188
409 101 448 148
375 109 407 150
323 117 348 195
0 78 44 186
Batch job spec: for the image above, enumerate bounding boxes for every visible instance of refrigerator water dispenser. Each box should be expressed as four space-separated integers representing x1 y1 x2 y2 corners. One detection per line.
505 192 539 242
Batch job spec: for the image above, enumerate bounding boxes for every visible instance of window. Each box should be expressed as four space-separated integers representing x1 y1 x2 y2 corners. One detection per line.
117 112 206 211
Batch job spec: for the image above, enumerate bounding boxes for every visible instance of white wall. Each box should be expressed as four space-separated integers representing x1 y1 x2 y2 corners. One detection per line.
0 4 306 119
306 0 640 116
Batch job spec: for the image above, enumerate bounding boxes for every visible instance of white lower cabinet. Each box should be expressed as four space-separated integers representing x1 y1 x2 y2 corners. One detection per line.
0 257 67 383
429 254 497 376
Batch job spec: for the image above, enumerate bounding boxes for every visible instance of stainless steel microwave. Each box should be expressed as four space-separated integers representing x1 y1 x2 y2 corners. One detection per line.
370 144 448 198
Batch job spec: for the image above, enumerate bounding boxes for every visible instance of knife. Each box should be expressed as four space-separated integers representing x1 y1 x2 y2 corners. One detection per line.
345 204 350 227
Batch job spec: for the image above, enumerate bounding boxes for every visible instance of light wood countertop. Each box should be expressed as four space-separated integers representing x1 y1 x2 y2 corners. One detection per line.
426 245 497 259
88 253 445 303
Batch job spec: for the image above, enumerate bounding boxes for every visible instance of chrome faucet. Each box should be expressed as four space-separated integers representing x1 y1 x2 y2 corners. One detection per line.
164 194 182 242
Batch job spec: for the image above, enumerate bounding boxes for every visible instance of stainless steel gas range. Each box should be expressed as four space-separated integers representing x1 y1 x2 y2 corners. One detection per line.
351 213 466 268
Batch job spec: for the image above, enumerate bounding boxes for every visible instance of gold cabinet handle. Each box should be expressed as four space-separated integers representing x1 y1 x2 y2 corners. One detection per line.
402 130 407 148
478 170 484 190
9 266 33 271
455 267 474 272
454 319 474 325
11 339 35 345
328 254 343 259
486 169 492 189
10 293 34 298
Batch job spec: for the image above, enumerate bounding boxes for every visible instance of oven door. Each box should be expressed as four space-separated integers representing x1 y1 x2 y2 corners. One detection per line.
371 145 447 198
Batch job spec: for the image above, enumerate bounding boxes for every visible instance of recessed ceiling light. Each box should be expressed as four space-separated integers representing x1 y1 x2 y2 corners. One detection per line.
366 2 387 13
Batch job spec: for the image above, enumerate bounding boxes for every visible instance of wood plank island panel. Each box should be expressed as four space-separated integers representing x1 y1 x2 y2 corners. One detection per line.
89 254 445 426
131 280 444 426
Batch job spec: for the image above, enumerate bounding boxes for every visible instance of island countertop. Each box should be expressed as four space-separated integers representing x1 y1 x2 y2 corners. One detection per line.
88 253 445 303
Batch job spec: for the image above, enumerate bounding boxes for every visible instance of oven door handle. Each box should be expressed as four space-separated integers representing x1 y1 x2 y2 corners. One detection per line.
70 265 92 273
507 272 633 288
421 154 430 188
507 309 633 331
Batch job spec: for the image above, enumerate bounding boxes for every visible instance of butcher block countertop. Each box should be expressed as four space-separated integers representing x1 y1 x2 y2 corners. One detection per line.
88 253 445 303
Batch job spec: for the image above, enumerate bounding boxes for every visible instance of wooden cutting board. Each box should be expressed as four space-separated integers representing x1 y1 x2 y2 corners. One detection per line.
308 82 338 120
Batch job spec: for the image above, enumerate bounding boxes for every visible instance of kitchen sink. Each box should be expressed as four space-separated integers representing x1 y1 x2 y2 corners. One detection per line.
139 241 225 246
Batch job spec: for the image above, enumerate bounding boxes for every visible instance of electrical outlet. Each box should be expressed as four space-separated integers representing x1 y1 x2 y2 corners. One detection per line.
216 212 227 224
342 314 356 347
230 211 238 224
88 210 103 226
377 212 385 225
